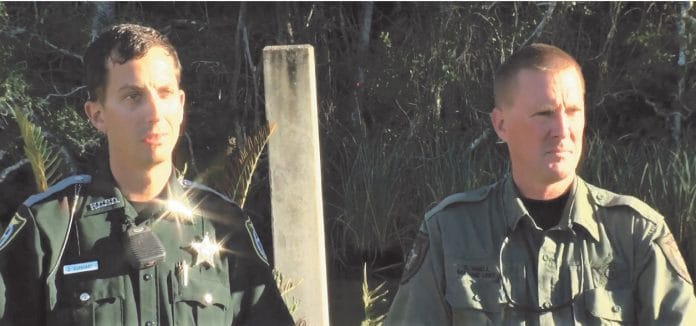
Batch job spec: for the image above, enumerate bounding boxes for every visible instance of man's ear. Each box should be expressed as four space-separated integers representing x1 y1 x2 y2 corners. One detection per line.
490 107 507 142
84 100 106 133
178 89 186 111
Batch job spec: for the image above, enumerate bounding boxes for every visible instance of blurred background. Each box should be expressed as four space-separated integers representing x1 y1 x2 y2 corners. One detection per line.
1 2 695 324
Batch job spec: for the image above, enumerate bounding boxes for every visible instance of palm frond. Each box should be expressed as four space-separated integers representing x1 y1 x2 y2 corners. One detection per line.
361 263 388 326
226 123 276 207
10 106 64 191
272 269 302 316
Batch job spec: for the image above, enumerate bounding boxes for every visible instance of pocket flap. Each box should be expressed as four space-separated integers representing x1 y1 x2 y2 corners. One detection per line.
176 275 230 309
585 288 635 322
446 259 504 312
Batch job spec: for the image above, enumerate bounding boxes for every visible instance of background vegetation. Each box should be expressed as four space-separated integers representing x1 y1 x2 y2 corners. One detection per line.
1 2 695 323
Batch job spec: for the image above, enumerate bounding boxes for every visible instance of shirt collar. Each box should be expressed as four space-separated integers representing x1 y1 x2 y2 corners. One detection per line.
502 175 528 232
83 162 188 220
569 178 600 241
502 175 600 241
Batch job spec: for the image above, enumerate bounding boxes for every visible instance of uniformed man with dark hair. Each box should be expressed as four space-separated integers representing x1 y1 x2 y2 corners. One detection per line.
385 43 696 324
0 23 293 325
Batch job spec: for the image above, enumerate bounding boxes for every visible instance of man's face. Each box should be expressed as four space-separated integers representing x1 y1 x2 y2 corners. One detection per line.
491 66 585 188
85 46 185 168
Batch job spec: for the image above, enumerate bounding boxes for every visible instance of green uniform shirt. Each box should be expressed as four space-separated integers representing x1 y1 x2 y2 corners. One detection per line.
0 166 292 325
386 176 696 325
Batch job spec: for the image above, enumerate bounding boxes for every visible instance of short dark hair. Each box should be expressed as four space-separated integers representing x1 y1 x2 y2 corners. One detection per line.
83 23 181 102
494 43 584 108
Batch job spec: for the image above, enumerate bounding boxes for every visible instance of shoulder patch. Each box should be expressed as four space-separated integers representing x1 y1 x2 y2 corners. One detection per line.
23 174 91 207
0 213 27 251
401 231 429 284
244 219 269 265
425 186 491 220
180 179 238 206
590 187 663 224
656 233 692 284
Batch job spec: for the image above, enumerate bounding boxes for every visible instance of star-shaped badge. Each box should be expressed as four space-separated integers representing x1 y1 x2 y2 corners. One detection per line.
188 233 221 268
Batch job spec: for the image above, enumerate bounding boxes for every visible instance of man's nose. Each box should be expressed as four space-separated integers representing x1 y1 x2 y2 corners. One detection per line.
551 111 571 138
142 91 163 122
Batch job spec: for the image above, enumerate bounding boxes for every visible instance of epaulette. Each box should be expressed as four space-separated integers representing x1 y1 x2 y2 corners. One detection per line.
425 185 492 220
588 185 663 224
179 179 238 206
23 175 92 207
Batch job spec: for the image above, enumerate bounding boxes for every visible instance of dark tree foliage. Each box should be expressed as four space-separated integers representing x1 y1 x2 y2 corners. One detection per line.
1 2 695 279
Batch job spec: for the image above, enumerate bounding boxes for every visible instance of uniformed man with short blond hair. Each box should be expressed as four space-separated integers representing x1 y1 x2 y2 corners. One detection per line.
0 23 292 325
386 43 696 325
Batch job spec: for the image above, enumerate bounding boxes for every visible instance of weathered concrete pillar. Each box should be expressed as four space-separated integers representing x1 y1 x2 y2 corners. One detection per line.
263 45 330 325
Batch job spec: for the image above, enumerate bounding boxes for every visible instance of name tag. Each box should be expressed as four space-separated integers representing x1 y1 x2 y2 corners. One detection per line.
63 260 99 275
88 197 120 211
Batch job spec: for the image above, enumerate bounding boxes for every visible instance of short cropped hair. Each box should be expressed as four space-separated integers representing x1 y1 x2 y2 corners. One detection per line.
494 43 584 108
83 23 181 102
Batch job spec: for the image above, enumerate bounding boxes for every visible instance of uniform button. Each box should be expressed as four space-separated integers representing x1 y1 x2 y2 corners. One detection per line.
79 292 91 302
542 302 552 309
145 321 156 326
204 293 213 305
543 254 551 261
143 273 152 281
612 305 621 313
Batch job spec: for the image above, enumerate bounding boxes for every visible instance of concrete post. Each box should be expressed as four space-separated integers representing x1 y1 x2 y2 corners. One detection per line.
263 45 330 325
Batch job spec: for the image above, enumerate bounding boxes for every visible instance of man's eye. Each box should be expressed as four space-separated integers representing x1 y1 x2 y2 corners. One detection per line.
160 89 176 98
124 93 141 102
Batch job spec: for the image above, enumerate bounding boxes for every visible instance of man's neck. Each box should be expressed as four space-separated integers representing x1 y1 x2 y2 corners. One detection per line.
109 157 172 202
512 173 575 200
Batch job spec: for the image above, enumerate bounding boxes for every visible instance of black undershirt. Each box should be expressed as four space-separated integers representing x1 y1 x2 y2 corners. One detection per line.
521 191 570 230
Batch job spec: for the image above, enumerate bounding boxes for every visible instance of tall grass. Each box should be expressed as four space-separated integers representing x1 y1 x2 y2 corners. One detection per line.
326 128 507 272
328 133 415 269
327 128 696 280
581 134 696 272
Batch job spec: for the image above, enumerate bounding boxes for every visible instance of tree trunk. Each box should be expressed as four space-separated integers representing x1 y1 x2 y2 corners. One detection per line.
353 2 373 137
230 3 247 143
91 2 114 40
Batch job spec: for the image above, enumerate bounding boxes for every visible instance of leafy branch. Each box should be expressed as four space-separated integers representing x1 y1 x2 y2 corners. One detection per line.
224 122 276 207
361 263 388 326
8 105 64 191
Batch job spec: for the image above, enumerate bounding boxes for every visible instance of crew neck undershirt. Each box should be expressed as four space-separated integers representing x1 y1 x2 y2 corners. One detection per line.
521 191 570 230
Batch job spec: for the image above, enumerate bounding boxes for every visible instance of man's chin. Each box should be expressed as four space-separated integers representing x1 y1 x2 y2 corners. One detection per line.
543 161 578 179
544 168 576 183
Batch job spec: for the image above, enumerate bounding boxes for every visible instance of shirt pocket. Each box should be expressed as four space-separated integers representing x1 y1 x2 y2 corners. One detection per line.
172 270 232 325
445 258 505 325
583 288 636 324
52 278 125 326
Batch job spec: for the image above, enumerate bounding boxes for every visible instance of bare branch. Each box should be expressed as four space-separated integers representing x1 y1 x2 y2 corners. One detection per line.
468 129 490 152
520 2 557 48
686 15 696 25
44 86 87 102
242 27 256 74
30 33 83 61
0 159 29 184
2 26 83 61
591 2 622 60
594 89 636 107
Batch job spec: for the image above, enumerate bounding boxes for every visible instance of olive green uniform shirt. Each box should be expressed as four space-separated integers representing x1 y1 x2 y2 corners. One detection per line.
0 168 292 325
386 176 696 325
